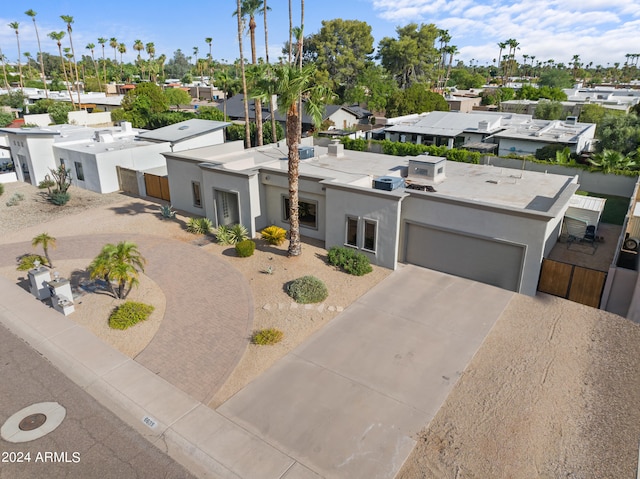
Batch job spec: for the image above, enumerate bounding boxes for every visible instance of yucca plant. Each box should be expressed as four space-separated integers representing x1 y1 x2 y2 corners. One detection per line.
187 217 213 234
261 225 287 245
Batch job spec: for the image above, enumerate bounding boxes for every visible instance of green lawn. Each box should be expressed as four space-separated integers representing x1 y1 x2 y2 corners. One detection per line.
576 190 631 225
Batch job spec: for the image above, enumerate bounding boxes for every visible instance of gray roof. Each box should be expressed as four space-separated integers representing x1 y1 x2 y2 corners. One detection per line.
136 119 230 143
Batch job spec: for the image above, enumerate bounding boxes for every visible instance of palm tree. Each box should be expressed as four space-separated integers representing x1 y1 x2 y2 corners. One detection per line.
0 49 10 90
88 241 146 300
588 150 636 174
8 22 24 92
288 0 293 64
86 43 102 92
215 69 231 119
234 0 269 146
497 41 506 84
98 37 107 84
60 15 82 107
32 233 56 268
262 0 277 142
118 43 126 77
235 0 251 148
252 64 331 256
205 37 213 81
157 53 167 81
48 31 75 109
444 45 458 87
25 10 48 99
109 37 118 62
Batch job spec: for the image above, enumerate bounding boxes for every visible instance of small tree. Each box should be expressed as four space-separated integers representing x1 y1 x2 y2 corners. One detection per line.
88 241 146 299
47 164 72 205
32 233 56 267
163 88 192 109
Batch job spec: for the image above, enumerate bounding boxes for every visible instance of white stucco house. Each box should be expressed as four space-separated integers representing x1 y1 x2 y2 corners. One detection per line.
135 119 230 152
163 140 579 296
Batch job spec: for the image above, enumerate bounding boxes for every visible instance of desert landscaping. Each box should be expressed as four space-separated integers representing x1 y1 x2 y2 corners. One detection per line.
2 180 640 478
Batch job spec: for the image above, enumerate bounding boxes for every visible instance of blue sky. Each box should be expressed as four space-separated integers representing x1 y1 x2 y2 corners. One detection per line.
1 0 638 69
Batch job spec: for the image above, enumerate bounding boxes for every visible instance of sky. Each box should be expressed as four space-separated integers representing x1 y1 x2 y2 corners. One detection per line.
0 0 638 70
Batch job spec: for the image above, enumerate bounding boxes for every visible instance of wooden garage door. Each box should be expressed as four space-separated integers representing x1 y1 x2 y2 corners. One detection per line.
405 223 525 292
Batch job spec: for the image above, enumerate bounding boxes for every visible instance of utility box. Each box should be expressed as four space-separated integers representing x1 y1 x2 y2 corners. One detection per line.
47 277 75 316
28 266 52 300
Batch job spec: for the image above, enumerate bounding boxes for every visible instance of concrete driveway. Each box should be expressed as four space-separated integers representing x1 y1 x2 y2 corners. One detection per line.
218 265 514 479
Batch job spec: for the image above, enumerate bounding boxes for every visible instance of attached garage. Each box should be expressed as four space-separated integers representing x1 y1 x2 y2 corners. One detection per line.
404 222 526 292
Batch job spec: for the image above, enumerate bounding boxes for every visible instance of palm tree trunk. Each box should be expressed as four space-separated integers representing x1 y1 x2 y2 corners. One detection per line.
250 19 263 146
32 20 48 99
287 102 302 256
237 0 251 148
67 32 82 108
288 0 293 65
264 0 277 143
58 45 76 110
298 0 305 139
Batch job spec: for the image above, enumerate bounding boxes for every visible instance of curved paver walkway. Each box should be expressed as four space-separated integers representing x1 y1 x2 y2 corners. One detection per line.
0 233 253 403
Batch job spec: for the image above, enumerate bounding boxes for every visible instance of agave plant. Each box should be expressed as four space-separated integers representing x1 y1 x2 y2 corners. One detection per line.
159 204 176 219
186 217 213 235
216 224 249 245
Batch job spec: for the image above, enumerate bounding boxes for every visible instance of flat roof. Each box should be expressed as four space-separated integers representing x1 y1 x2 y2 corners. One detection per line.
54 137 165 154
136 119 230 143
174 142 576 213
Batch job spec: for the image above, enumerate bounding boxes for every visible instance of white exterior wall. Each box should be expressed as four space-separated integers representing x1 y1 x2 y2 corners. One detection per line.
260 172 326 241
68 111 112 126
201 168 261 236
166 158 207 216
23 114 52 127
399 194 553 295
327 110 358 129
53 143 169 193
24 137 57 185
324 185 404 269
172 130 226 152
0 134 10 160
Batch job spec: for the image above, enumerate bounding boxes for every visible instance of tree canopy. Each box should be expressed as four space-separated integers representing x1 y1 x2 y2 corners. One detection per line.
163 88 192 109
538 69 574 88
386 83 449 117
305 19 374 97
597 113 640 154
533 101 565 120
377 23 440 89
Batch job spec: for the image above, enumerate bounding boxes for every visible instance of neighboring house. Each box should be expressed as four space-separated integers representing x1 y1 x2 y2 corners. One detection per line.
219 95 370 133
445 95 482 113
385 111 596 156
384 111 531 148
164 140 578 296
563 87 640 113
488 117 596 156
136 119 230 152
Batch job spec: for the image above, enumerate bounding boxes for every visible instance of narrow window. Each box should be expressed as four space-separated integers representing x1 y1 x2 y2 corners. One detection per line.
74 161 84 181
363 219 377 252
192 181 202 207
346 217 358 247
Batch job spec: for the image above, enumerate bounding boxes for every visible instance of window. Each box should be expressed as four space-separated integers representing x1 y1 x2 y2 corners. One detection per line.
346 217 358 247
192 181 202 207
283 197 317 229
214 189 239 226
363 219 377 252
74 161 84 181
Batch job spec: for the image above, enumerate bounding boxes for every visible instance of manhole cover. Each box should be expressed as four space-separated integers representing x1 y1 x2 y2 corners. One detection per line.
19 413 47 431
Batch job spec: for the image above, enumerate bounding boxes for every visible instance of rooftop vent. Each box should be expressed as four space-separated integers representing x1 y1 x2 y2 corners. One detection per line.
565 116 578 125
373 176 405 191
327 141 344 157
407 154 446 183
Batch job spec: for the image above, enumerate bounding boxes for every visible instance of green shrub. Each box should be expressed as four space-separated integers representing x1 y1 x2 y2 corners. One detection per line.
0 183 4 197
327 246 373 276
187 217 213 234
14 192 24 200
287 275 328 304
261 225 287 245
216 223 249 245
6 192 25 206
108 301 155 330
16 254 47 271
49 190 70 205
235 239 256 257
251 328 284 345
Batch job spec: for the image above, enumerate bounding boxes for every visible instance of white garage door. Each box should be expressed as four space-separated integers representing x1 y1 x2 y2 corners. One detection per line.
404 223 525 292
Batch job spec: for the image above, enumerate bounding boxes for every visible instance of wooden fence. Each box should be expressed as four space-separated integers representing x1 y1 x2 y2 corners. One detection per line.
538 259 607 308
144 173 170 201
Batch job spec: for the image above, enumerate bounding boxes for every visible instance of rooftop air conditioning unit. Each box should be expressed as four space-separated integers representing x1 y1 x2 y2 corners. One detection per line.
299 146 315 160
373 176 405 191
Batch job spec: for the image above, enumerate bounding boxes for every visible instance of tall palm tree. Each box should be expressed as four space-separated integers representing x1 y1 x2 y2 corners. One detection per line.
157 53 166 80
234 0 269 146
8 22 24 91
298 0 305 138
263 0 277 142
216 69 231 119
109 37 118 62
97 37 107 84
205 37 213 82
60 15 82 107
32 233 56 268
118 43 126 77
25 10 48 98
88 241 146 300
444 45 458 87
86 43 102 92
252 64 330 256
0 49 10 90
235 0 251 148
48 31 75 109
497 41 506 84
288 0 293 64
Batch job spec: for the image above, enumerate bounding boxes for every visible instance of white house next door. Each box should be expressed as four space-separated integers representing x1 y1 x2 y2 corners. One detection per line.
214 189 239 226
